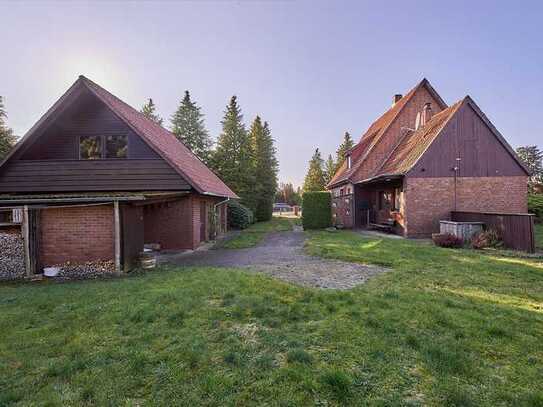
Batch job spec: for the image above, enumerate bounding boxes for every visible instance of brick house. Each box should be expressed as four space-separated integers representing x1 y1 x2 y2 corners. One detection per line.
328 79 530 237
0 76 237 275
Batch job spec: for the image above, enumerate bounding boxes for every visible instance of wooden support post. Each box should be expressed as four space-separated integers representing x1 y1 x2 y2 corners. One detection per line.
22 205 31 278
114 201 121 274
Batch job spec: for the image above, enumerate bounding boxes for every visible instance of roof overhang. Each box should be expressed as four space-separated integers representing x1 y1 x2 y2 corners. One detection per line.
356 174 404 185
0 191 189 206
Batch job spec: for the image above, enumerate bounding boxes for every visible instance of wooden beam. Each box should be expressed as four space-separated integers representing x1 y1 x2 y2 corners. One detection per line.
22 205 31 278
114 201 121 274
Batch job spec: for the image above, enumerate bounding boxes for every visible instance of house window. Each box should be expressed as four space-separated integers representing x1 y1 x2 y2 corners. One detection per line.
393 187 401 211
340 188 344 196
105 135 128 158
378 191 392 210
347 187 351 195
80 135 128 159
80 136 102 159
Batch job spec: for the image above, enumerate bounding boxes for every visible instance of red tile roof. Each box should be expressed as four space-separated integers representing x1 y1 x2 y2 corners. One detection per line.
375 100 462 177
81 76 238 199
328 78 447 187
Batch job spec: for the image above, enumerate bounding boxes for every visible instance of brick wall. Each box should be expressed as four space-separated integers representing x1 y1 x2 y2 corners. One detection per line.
144 197 194 250
404 176 528 237
40 205 114 266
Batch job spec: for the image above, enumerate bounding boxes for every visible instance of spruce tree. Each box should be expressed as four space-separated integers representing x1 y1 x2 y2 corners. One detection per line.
336 131 354 170
250 117 278 221
170 91 212 164
141 98 163 126
516 145 543 189
324 154 336 185
0 96 16 160
213 96 255 211
303 148 326 192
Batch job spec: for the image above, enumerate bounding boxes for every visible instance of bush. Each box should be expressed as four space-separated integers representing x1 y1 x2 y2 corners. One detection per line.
528 194 543 222
432 233 463 248
471 229 502 250
302 191 331 229
227 200 254 229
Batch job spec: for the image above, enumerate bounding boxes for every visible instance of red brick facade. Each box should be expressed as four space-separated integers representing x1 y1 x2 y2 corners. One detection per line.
143 194 228 250
40 205 114 266
404 176 528 237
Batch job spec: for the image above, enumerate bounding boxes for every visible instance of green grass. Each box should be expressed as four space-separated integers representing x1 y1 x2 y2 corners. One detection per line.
216 216 299 249
0 231 542 406
535 223 543 250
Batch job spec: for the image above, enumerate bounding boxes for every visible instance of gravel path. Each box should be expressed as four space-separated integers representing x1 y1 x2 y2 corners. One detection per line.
159 229 388 290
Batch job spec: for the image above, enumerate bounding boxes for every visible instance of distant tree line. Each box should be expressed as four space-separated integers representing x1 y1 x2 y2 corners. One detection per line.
303 131 354 192
0 96 16 161
141 93 278 221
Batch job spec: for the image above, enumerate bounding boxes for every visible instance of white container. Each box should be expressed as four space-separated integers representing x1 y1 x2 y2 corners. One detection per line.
43 267 60 277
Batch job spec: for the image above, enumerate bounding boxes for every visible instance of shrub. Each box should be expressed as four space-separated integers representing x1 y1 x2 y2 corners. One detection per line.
432 233 463 248
528 194 543 222
302 191 331 229
227 200 254 229
471 229 502 250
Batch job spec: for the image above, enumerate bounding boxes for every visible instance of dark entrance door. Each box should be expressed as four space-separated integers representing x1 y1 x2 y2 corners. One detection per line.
200 201 206 242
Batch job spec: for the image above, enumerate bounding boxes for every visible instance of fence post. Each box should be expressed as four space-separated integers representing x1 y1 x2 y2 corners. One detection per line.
22 205 31 278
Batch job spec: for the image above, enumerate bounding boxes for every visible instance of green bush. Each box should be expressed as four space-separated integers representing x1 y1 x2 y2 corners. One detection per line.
302 191 331 229
227 200 254 229
528 194 543 222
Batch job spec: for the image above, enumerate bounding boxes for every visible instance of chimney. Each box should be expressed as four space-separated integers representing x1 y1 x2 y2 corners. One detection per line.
392 94 402 106
421 102 432 127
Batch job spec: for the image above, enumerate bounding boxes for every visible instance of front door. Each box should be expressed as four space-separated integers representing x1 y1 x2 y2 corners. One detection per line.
200 201 207 242
376 190 392 223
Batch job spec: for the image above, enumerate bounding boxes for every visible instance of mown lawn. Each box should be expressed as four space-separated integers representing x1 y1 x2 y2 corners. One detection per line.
216 216 298 249
535 223 543 250
1 231 542 406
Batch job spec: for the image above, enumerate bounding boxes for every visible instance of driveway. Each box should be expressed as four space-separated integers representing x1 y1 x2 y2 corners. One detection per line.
159 229 388 290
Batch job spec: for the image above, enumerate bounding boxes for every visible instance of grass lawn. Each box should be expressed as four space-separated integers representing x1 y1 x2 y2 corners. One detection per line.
216 216 299 249
1 231 542 406
535 223 543 250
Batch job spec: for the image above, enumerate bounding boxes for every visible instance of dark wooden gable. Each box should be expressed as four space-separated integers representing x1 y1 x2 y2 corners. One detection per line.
408 100 527 178
0 87 190 193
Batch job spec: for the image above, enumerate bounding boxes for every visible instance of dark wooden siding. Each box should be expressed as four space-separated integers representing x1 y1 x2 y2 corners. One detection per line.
0 160 190 192
451 211 535 253
409 103 526 178
20 91 159 160
1 87 192 193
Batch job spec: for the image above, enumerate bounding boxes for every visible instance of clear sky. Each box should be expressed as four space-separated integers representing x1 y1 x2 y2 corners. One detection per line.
2 0 542 187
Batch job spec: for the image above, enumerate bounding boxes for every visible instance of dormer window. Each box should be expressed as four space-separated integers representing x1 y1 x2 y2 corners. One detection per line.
80 135 128 159
347 155 352 169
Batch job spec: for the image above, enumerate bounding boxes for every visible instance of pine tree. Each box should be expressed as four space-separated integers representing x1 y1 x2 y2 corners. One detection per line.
0 96 16 160
336 131 354 171
141 98 163 126
324 154 336 185
516 145 543 189
212 96 255 211
303 148 326 192
170 91 212 164
250 117 278 221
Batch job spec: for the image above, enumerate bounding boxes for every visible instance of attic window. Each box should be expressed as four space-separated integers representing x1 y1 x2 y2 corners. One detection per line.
347 155 352 169
80 135 128 159
80 136 102 160
106 135 128 158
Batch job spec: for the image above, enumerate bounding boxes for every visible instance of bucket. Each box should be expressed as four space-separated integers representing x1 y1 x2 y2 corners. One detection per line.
43 267 60 277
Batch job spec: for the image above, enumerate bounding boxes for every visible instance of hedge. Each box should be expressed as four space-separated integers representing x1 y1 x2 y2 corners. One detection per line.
302 191 332 229
528 194 543 222
227 200 254 229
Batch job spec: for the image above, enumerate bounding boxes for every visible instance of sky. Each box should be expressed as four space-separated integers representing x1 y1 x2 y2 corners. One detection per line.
1 0 542 188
